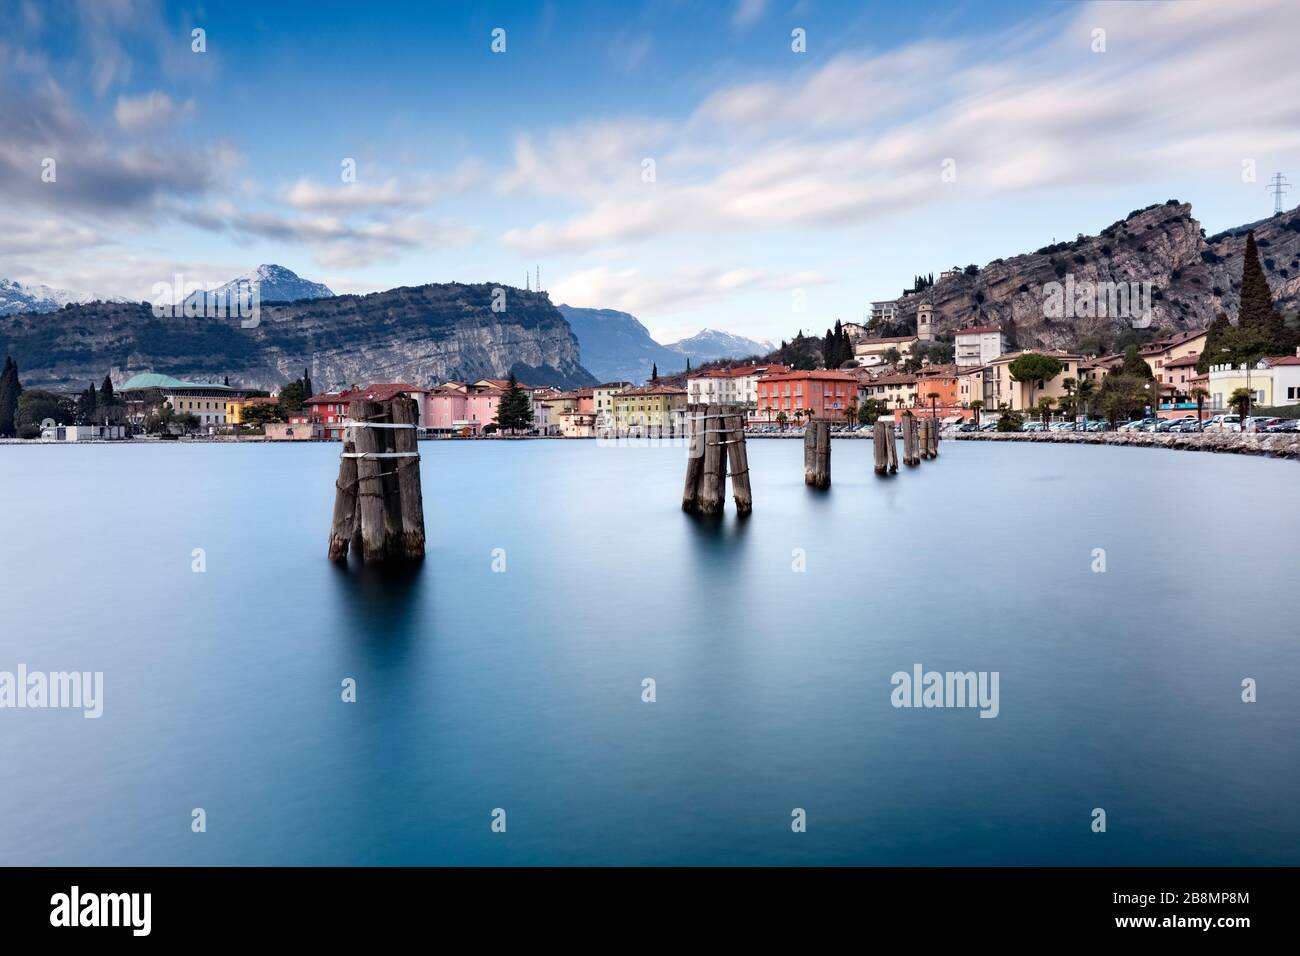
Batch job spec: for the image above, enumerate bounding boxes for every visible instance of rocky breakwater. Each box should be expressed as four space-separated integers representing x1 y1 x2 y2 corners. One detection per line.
952 429 1300 459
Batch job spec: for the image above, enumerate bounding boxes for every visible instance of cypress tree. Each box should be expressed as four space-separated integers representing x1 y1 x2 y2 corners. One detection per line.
0 357 20 437
1237 230 1294 355
651 363 658 382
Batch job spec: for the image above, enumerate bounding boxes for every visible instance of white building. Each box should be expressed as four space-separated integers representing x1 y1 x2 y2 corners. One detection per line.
687 363 789 418
954 325 1008 367
40 423 127 442
869 300 898 325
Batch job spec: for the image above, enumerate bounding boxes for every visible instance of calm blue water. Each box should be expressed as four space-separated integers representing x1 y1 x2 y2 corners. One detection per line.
1 438 1296 865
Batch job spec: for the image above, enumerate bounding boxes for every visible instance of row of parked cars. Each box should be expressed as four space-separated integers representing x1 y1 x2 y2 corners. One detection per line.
951 414 1300 434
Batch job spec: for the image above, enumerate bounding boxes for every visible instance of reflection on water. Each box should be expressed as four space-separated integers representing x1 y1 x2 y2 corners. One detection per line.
1 438 1298 865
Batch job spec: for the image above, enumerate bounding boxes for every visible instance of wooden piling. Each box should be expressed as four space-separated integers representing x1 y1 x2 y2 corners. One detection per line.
682 404 705 512
873 420 892 475
886 420 899 472
328 396 425 563
389 396 426 559
927 416 940 458
724 412 752 514
804 420 830 488
698 404 725 514
327 438 359 560
902 414 920 466
351 399 390 561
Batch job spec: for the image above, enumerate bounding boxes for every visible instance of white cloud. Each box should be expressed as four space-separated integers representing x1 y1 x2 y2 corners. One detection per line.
731 0 766 30
501 0 1300 254
549 264 831 317
113 91 193 129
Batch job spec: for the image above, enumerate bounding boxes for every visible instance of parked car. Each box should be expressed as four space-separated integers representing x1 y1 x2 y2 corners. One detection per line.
1203 414 1242 432
1167 419 1202 433
978 422 998 431
1084 420 1109 432
1021 421 1047 432
1243 417 1284 432
1265 418 1300 432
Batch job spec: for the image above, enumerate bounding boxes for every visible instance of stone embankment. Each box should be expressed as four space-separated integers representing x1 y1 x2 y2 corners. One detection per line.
952 430 1300 459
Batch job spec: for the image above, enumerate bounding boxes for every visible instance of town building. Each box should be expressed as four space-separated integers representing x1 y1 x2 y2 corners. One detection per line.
1140 329 1208 379
224 396 279 425
593 382 631 430
611 383 688 436
854 335 919 368
915 363 961 407
301 383 426 439
868 300 898 326
957 365 995 413
39 423 127 442
264 422 324 441
686 363 788 418
987 351 1085 411
916 303 936 342
954 325 1008 367
1206 353 1300 410
756 370 859 422
119 373 251 430
860 372 919 410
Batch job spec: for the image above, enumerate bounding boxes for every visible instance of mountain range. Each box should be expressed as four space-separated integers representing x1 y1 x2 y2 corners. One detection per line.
881 201 1300 351
0 280 594 391
6 198 1298 391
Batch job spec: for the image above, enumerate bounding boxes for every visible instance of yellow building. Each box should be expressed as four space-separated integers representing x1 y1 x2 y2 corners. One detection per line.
224 396 279 424
611 384 688 436
988 351 1084 411
1206 362 1273 411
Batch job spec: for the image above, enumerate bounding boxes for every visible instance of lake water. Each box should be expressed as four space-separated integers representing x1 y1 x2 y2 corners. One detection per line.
1 437 1296 865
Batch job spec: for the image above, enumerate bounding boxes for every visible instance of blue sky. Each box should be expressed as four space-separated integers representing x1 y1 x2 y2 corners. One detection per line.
2 0 1297 343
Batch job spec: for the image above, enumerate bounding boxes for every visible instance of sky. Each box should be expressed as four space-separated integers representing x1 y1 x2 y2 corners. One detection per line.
2 0 1298 344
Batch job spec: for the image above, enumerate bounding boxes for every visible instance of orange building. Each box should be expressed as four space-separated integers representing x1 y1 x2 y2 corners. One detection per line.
915 364 961 407
756 370 859 422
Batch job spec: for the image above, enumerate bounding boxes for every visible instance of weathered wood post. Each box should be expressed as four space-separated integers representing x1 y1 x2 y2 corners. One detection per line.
927 416 940 457
804 419 830 488
327 438 359 560
698 403 726 514
724 412 753 514
886 419 899 472
901 413 919 466
681 403 705 512
389 396 426 558
352 399 390 561
327 396 425 562
873 420 892 475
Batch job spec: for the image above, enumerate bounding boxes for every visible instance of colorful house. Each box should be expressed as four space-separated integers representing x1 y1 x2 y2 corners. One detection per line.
756 370 859 422
611 383 688 436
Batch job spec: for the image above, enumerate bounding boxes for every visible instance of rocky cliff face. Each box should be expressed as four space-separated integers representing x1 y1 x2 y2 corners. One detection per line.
0 283 596 391
889 201 1300 350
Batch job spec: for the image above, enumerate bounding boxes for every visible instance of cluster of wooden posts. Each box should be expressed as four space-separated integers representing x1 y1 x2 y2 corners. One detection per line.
682 406 943 514
328 397 426 562
887 413 939 472
681 404 753 515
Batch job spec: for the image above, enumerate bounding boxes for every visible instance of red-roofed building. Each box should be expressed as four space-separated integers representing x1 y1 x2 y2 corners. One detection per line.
756 370 859 422
297 383 427 438
686 363 788 418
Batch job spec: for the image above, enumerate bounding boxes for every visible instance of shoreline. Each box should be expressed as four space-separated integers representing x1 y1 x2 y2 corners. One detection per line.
951 429 1300 459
